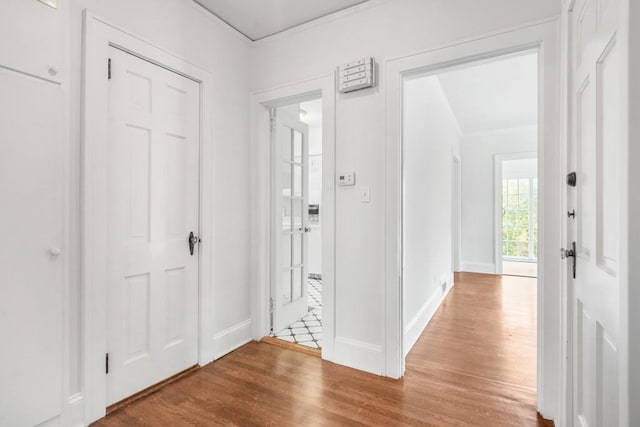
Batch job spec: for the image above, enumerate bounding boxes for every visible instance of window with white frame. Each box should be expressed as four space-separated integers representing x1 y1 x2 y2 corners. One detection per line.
502 178 538 260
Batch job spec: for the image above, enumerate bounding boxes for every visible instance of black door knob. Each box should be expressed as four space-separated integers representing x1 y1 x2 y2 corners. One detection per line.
188 231 200 256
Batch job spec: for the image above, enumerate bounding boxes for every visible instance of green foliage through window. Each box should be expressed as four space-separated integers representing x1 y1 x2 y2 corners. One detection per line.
502 178 538 259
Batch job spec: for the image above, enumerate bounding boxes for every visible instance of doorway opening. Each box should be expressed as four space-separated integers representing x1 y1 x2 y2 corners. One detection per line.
498 154 538 278
402 49 543 417
266 98 324 355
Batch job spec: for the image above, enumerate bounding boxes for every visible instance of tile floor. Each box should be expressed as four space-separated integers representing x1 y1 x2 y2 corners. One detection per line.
271 278 322 349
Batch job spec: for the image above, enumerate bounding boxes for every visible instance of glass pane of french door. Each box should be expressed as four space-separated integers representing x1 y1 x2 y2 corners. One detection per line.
280 127 306 304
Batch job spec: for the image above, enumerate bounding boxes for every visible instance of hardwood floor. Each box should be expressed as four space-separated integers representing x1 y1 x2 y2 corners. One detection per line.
260 336 322 358
94 272 553 426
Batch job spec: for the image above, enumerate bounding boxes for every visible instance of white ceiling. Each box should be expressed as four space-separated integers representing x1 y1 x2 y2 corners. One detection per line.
194 0 370 41
436 52 538 134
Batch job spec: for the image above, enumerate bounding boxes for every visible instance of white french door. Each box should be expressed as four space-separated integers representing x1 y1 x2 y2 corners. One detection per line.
568 0 623 424
106 47 200 405
271 108 310 333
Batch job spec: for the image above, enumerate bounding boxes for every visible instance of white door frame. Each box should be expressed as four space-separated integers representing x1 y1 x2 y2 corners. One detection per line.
385 19 563 421
81 11 215 424
626 3 638 425
250 74 336 361
452 154 461 272
494 151 538 275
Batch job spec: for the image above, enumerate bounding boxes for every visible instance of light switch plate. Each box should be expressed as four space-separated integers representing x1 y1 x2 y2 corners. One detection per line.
38 0 58 8
359 186 370 203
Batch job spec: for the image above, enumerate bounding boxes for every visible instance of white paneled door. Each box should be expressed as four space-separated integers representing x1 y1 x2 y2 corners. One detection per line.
107 47 200 405
271 108 310 333
0 68 64 426
568 0 623 425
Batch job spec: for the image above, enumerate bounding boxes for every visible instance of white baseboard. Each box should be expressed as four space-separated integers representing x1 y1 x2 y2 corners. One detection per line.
35 416 60 427
460 261 496 274
40 322 253 427
213 319 253 360
333 337 383 376
36 393 85 427
403 273 454 356
64 393 85 427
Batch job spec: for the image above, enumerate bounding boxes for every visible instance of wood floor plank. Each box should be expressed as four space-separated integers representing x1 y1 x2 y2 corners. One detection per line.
93 272 554 426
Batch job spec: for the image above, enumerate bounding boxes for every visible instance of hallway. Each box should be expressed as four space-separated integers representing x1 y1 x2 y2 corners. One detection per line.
95 273 551 426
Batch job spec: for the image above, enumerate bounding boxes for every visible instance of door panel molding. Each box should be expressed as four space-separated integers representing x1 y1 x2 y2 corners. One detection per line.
565 0 626 424
82 11 215 424
105 45 200 405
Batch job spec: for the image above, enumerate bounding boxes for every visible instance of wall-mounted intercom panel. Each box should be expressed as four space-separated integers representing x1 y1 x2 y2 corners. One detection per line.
338 57 376 93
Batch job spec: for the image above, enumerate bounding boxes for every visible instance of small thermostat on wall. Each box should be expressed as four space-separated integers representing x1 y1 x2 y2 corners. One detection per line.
338 172 356 186
338 57 376 93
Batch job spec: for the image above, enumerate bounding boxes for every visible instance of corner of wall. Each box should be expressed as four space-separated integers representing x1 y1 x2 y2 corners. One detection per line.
48 393 84 427
213 319 253 360
403 273 454 356
333 337 384 376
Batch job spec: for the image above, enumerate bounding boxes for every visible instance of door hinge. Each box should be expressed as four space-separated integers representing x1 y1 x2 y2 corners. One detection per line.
269 108 277 130
108 58 112 80
269 297 274 333
105 353 109 374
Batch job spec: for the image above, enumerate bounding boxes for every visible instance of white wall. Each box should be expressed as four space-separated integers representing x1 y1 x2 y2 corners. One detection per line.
251 0 560 375
403 75 459 355
503 157 537 179
2 1 252 424
460 126 537 273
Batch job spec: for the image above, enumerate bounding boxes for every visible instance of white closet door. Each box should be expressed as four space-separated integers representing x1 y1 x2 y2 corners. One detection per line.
0 68 64 426
568 0 623 425
106 47 200 405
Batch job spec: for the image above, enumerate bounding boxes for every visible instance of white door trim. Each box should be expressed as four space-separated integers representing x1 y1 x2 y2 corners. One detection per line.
250 74 336 362
452 154 461 272
81 11 215 424
385 19 562 421
494 151 538 275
